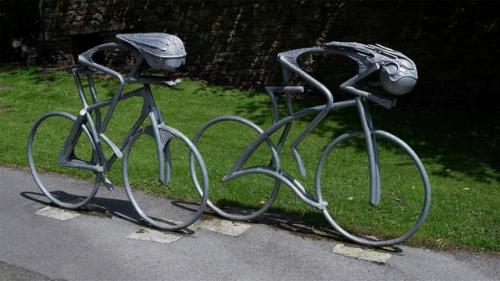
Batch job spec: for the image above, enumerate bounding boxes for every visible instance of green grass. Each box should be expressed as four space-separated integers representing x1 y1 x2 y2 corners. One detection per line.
0 67 499 251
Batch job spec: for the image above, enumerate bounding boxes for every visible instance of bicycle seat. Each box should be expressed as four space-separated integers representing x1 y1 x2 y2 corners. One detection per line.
323 41 418 95
116 33 186 70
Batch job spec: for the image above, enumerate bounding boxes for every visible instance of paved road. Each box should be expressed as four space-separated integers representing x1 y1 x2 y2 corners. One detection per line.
0 166 498 281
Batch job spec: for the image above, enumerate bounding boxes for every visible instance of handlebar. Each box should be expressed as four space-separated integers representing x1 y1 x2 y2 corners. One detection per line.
278 47 335 109
77 42 181 92
78 42 126 87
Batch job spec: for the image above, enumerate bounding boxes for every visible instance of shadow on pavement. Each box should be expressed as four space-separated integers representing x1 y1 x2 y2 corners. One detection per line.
20 191 402 253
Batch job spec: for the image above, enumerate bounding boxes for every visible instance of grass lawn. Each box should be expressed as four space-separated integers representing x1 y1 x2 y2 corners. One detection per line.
0 67 498 251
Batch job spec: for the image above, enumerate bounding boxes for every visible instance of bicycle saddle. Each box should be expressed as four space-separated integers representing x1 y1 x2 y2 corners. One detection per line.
116 33 187 70
322 41 418 95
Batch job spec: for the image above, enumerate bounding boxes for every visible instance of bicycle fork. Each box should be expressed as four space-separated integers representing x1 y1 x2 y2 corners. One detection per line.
355 97 381 206
143 110 174 185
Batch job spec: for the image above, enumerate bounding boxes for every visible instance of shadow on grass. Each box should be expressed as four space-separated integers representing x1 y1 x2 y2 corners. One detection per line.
223 90 500 184
10 63 500 184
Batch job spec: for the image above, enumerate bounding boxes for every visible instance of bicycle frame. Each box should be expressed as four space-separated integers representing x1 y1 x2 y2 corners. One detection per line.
53 38 187 188
57 69 172 186
217 42 393 208
221 93 382 210
240 44 397 207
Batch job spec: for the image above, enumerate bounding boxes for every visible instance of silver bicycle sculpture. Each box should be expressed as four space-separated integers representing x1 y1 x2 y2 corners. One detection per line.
27 33 430 246
191 42 431 246
27 33 209 230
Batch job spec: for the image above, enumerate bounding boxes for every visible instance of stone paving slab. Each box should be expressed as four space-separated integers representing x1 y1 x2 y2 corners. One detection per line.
35 206 81 221
195 218 252 236
126 227 183 244
333 243 392 264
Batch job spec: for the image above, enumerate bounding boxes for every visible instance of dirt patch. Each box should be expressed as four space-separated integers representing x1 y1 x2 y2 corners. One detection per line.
0 85 11 93
0 105 12 113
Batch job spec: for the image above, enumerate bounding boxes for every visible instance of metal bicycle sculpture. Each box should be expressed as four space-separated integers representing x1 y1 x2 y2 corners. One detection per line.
27 32 430 246
191 42 431 246
27 33 209 230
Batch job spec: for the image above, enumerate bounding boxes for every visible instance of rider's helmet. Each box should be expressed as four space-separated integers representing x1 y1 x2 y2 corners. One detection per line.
379 55 417 95
323 42 418 96
116 33 187 70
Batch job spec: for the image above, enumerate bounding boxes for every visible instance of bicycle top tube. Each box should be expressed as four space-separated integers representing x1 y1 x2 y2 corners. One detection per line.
277 41 418 109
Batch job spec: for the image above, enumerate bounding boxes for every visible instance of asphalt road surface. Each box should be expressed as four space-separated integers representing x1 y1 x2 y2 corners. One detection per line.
0 167 498 281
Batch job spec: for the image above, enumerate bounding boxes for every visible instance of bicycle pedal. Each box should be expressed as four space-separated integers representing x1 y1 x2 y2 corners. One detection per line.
102 176 114 190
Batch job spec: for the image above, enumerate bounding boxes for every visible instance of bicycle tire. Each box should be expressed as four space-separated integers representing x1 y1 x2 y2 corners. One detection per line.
27 111 100 209
122 124 209 230
191 116 280 221
315 130 431 246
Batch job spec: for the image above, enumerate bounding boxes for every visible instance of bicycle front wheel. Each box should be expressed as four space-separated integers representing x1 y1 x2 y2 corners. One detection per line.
315 130 431 246
27 111 100 209
122 124 209 230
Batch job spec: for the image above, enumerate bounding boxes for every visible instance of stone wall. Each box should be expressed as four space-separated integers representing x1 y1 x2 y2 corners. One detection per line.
1 0 499 107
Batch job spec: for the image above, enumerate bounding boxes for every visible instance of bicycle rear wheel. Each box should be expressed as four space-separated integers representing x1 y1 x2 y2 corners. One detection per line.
122 124 209 230
315 130 431 246
191 116 280 221
27 112 100 209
